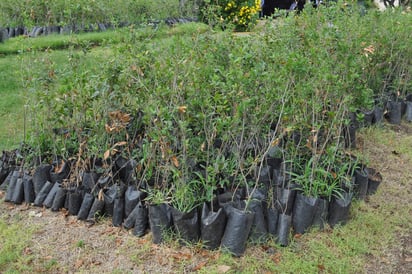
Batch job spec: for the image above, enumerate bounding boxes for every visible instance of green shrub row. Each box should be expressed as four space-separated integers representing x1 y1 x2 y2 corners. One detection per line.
0 0 200 27
23 3 411 209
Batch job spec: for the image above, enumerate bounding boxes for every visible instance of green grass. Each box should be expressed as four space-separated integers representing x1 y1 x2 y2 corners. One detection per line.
0 23 210 56
0 43 116 151
0 55 25 150
0 30 124 55
0 217 35 273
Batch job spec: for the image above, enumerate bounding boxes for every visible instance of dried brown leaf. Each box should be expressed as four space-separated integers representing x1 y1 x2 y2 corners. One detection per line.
271 138 280 147
217 265 231 273
272 253 282 264
171 156 179 167
98 189 104 201
75 259 84 268
54 160 65 173
120 113 131 123
318 264 326 272
178 106 187 113
113 141 127 147
192 261 207 271
103 149 111 160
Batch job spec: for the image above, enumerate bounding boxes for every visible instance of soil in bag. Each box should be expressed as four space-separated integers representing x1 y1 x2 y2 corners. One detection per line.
365 167 382 196
133 202 149 237
404 101 412 122
292 193 318 235
0 170 13 191
171 207 200 244
386 100 402 125
276 213 292 247
247 190 268 243
266 207 279 236
276 185 297 215
11 177 24 204
51 185 67 211
112 197 125 227
373 106 384 124
43 182 60 208
124 202 141 229
124 185 142 218
201 202 227 250
23 174 35 204
33 181 54 206
87 198 105 223
32 165 52 196
4 170 19 202
220 204 254 257
81 172 99 193
311 197 329 230
67 188 83 215
328 192 353 228
354 169 368 200
148 203 173 244
77 193 95 220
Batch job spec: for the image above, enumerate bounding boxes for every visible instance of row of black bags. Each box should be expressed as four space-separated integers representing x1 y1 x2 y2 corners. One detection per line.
344 93 412 150
0 17 198 43
1 165 382 257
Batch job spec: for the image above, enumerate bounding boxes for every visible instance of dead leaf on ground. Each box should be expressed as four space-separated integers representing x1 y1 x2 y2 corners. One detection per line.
115 237 123 247
272 253 282 264
294 233 302 239
405 257 412 262
171 156 179 167
23 247 33 255
75 259 84 268
318 264 326 272
101 227 116 236
171 251 192 261
217 265 231 273
192 261 207 271
178 106 187 113
363 45 375 55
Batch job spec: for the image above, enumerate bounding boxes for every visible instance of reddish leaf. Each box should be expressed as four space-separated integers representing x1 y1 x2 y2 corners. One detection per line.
171 156 179 167
318 264 326 272
294 233 302 239
272 253 282 264
192 261 207 271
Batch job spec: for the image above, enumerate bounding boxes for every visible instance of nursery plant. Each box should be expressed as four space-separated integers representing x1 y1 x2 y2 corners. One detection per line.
0 0 410 259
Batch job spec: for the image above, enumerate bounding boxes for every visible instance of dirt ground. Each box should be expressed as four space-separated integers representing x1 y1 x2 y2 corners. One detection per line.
358 123 412 274
1 123 411 273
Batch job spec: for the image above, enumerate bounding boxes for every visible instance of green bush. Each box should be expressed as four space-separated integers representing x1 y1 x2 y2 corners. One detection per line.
23 2 411 203
200 0 262 31
0 0 195 28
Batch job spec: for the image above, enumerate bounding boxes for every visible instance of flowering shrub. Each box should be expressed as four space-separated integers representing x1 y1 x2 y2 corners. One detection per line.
202 0 261 31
